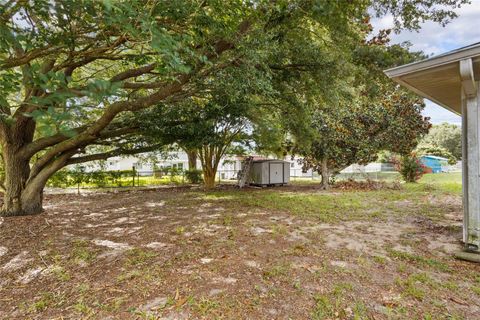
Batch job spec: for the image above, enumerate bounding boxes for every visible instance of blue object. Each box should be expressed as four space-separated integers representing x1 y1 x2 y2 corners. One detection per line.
420 155 449 173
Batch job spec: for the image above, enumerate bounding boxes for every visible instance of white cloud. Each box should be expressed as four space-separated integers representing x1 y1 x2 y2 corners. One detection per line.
373 2 480 55
372 1 480 125
422 101 461 126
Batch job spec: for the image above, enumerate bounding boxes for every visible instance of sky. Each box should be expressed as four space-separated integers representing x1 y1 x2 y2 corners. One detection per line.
372 0 480 126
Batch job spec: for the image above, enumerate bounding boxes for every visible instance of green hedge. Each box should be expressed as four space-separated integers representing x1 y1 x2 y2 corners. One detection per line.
184 169 203 184
47 169 138 188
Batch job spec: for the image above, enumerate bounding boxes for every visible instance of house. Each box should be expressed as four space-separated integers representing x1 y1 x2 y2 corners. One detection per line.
385 42 480 257
420 155 449 173
81 151 243 179
79 150 398 180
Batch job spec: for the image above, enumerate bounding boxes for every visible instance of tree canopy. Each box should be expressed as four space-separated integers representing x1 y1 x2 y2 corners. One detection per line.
418 122 462 160
0 0 469 215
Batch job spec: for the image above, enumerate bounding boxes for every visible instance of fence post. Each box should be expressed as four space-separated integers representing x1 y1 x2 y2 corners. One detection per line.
132 166 136 187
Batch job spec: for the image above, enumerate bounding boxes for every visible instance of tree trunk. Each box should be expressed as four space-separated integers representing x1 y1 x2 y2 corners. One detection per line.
203 165 216 189
320 158 330 190
0 148 44 216
186 149 197 170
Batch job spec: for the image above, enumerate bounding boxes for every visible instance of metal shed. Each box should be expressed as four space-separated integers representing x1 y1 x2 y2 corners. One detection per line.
420 155 449 173
250 159 290 186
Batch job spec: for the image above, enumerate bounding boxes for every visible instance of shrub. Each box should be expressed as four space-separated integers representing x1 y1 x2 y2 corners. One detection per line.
185 169 203 184
47 169 72 188
392 154 425 183
47 169 137 188
89 171 108 187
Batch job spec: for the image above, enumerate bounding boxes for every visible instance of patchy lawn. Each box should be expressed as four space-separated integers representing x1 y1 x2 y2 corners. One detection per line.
1 177 479 319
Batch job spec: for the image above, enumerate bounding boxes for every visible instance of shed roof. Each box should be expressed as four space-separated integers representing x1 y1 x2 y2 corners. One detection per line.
385 42 480 114
420 155 449 161
252 159 289 163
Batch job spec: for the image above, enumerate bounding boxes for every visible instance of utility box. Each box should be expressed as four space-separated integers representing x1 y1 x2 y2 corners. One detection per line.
250 160 290 186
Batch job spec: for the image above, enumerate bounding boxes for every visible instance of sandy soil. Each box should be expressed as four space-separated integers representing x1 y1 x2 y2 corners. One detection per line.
0 186 479 319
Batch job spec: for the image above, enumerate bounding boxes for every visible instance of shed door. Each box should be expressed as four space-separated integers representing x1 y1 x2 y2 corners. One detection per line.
269 163 284 184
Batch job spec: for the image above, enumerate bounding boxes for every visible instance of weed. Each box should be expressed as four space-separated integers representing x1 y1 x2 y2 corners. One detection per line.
472 286 480 296
175 226 186 234
117 269 142 282
353 302 369 319
262 263 290 280
30 292 54 312
311 294 336 319
442 281 459 290
51 265 71 281
28 291 65 313
293 280 302 290
97 297 126 312
195 298 219 316
77 283 90 294
271 223 288 235
71 240 96 263
373 255 387 264
387 249 450 272
222 215 233 226
126 248 156 266
396 273 434 301
333 282 353 296
73 299 92 314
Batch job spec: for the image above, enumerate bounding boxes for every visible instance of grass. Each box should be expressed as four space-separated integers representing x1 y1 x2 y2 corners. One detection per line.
199 172 462 225
416 172 462 194
71 240 96 263
262 263 290 280
194 298 220 316
10 171 476 319
204 188 438 223
395 273 436 301
29 292 65 313
311 282 361 319
205 191 377 223
386 249 451 273
125 248 157 266
51 265 71 281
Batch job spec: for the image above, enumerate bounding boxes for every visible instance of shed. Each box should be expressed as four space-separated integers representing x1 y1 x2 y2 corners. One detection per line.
385 42 480 256
250 159 290 186
420 155 449 173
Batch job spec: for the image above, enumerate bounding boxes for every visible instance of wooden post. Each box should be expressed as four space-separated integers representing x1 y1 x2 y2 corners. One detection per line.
132 165 136 187
460 58 480 253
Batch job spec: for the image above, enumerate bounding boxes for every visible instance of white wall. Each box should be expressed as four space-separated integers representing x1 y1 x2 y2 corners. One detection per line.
82 152 242 177
77 151 395 178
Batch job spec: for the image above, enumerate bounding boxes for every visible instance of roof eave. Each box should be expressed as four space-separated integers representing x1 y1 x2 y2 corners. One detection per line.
393 76 461 115
385 43 480 78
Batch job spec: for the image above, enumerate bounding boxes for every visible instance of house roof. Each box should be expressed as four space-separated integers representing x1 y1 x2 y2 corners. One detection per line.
384 42 480 114
252 159 290 163
420 155 449 161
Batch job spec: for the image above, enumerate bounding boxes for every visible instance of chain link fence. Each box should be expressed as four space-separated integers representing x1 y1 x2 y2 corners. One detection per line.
45 162 463 193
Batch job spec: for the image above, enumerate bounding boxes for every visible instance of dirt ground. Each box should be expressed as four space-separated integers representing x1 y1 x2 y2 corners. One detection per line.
1 185 480 319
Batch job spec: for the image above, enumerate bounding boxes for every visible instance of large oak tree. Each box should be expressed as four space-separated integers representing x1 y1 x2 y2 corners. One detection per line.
0 0 469 215
0 0 260 215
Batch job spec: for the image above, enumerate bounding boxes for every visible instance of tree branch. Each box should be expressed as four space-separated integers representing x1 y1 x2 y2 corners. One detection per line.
65 144 164 165
110 63 156 82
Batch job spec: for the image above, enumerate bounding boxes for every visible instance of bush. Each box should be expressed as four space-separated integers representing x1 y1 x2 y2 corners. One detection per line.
392 154 425 183
47 169 72 188
185 169 203 184
47 169 137 188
